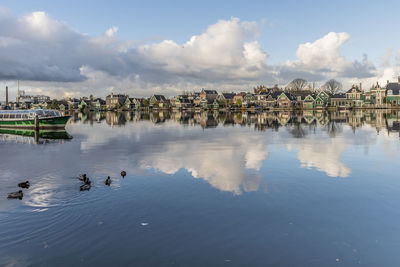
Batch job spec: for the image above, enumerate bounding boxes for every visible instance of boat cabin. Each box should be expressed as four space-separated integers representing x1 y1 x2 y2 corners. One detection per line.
0 109 62 120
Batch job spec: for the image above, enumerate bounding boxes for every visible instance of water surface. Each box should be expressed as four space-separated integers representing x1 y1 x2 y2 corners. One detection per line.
1 110 400 266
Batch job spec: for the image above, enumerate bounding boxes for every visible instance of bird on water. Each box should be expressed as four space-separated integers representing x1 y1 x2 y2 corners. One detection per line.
80 184 91 191
18 181 30 189
105 176 111 186
8 190 23 199
121 171 126 178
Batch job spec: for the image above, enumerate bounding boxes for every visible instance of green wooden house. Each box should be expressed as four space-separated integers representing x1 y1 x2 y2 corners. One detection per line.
303 95 315 109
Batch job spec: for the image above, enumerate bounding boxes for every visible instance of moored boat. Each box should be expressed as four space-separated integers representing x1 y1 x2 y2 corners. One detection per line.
0 109 71 129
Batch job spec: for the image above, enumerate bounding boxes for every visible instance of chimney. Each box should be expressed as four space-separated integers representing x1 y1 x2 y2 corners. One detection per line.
387 80 390 84
359 82 362 90
5 86 8 106
398 76 400 83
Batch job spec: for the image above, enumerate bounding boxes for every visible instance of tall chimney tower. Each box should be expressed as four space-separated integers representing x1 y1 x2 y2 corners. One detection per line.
359 82 362 91
5 86 9 106
398 76 400 83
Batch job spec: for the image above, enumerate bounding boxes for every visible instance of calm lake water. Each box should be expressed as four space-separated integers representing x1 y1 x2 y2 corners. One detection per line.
1 110 400 266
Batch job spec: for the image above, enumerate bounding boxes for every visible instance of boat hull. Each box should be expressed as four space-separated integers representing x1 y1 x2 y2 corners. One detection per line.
0 116 71 129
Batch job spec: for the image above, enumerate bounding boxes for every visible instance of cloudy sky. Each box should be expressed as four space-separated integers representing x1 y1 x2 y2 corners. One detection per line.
0 0 399 100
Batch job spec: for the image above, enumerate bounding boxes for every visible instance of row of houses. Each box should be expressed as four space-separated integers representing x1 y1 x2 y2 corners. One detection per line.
3 77 400 111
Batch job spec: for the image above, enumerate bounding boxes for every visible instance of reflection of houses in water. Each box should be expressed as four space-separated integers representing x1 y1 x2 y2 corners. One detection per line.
106 112 127 127
386 111 400 135
302 111 316 125
347 111 365 130
199 112 218 129
68 110 400 137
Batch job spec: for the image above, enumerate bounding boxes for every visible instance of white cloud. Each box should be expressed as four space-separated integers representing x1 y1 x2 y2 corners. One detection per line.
280 32 376 82
105 26 118 37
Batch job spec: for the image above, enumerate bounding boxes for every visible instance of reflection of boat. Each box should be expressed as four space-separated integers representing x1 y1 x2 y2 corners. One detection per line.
0 128 72 144
0 109 71 129
0 128 72 139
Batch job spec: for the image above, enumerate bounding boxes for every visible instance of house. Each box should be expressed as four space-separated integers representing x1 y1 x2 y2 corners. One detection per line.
217 93 236 107
106 93 128 110
314 91 330 108
200 89 218 101
200 98 214 109
67 98 80 110
370 82 386 106
132 98 145 109
265 92 280 108
385 77 400 106
291 90 314 106
233 92 246 105
175 97 193 109
330 93 349 108
78 99 90 110
93 98 106 110
124 98 135 110
254 92 269 107
303 95 315 109
57 100 69 111
363 91 375 106
149 94 167 108
345 85 364 107
277 92 295 108
243 93 256 107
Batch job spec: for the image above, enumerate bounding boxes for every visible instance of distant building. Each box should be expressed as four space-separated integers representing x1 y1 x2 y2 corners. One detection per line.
346 85 364 107
370 82 386 106
17 90 50 104
106 93 127 110
149 94 167 108
385 77 400 106
330 93 349 108
200 89 218 101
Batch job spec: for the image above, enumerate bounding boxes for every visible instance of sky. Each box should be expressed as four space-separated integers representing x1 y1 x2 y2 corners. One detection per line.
0 0 399 100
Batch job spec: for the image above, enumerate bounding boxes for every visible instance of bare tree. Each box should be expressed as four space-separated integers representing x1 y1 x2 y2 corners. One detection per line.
254 85 267 94
288 78 308 91
323 79 342 95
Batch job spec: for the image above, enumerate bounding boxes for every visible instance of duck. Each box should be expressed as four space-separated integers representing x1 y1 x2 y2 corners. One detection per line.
78 174 87 181
8 190 23 199
18 181 30 189
105 176 111 186
80 184 91 191
121 171 126 178
83 177 91 185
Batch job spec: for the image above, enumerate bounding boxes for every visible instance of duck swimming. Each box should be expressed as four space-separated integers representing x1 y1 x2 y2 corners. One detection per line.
83 177 91 185
8 190 23 199
121 171 126 178
80 184 91 191
18 181 30 189
78 174 87 181
105 176 111 186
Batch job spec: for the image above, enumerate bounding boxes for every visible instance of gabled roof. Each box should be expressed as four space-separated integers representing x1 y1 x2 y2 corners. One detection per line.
386 83 400 95
332 93 346 99
291 90 314 98
221 93 236 99
346 86 362 93
152 95 166 101
304 94 315 101
180 98 192 104
279 92 296 101
267 91 282 100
